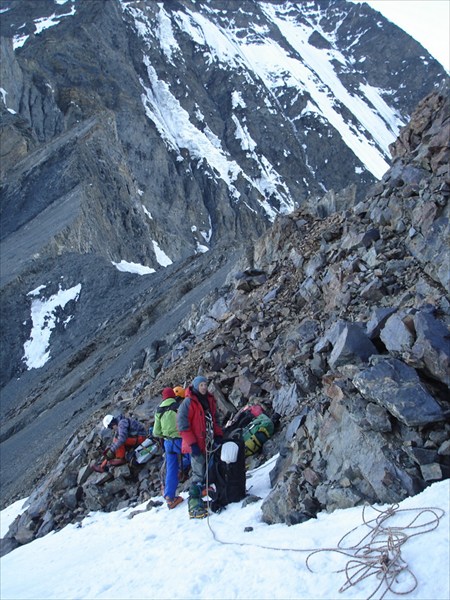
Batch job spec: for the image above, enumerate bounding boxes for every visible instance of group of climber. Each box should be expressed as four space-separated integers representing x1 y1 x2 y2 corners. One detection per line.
96 375 223 519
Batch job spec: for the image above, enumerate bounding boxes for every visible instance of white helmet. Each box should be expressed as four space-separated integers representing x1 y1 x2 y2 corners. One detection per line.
102 414 115 429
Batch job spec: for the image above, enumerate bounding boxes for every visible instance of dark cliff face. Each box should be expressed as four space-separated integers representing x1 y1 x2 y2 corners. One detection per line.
0 0 448 507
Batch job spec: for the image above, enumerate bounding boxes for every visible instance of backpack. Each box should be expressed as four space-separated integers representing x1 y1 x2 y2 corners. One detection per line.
156 400 180 416
207 433 246 512
224 404 265 435
134 437 160 464
242 413 274 457
130 427 161 465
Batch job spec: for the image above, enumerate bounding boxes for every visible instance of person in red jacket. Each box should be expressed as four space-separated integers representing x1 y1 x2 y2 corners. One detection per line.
177 376 223 519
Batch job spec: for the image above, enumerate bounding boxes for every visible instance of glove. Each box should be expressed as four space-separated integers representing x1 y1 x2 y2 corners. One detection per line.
104 448 115 460
190 443 201 456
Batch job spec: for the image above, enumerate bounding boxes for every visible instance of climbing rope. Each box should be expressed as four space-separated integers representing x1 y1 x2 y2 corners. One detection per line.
305 503 445 600
201 468 445 600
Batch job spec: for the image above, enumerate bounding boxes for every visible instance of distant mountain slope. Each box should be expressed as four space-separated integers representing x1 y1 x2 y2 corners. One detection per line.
1 0 445 259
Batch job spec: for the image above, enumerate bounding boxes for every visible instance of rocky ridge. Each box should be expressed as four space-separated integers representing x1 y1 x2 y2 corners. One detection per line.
2 82 448 556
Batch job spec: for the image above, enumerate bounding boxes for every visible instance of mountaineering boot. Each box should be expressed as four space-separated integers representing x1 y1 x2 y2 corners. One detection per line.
92 459 108 473
165 496 184 510
188 496 208 519
92 464 106 473
188 482 208 519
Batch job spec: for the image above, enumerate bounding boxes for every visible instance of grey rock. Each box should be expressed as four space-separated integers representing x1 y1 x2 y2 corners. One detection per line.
360 278 384 301
365 402 392 432
329 324 378 368
0 537 20 558
366 307 397 338
272 383 301 417
404 446 438 465
412 311 450 386
62 488 81 511
380 313 415 353
195 315 219 336
14 523 35 545
438 440 450 456
285 411 308 441
353 358 446 426
420 463 443 481
315 484 363 511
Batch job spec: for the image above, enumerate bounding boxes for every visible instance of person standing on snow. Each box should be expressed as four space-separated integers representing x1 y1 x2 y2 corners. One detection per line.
94 414 147 473
153 387 190 510
177 376 223 519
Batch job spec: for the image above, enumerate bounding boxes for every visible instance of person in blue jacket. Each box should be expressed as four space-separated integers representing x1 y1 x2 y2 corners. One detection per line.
94 414 147 472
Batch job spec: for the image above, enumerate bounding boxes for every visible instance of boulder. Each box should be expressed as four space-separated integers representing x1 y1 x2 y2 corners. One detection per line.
353 358 446 426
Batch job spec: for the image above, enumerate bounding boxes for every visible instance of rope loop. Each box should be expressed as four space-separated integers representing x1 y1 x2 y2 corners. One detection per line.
202 480 445 600
306 504 444 600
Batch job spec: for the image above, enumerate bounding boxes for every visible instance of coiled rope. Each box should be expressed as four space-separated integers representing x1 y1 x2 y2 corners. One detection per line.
305 503 445 600
202 450 445 600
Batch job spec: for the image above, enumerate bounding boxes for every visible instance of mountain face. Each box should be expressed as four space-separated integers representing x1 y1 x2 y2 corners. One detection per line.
2 81 449 554
0 0 447 508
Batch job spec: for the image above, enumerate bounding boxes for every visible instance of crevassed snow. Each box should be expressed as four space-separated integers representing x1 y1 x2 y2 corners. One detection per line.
23 284 81 369
251 3 397 178
126 0 410 216
359 83 406 134
174 8 243 67
127 3 294 219
140 59 241 199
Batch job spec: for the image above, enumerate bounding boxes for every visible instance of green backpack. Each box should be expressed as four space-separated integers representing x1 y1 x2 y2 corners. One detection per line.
242 414 274 457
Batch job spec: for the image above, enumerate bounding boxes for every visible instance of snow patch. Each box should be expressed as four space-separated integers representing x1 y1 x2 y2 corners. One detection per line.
23 284 82 369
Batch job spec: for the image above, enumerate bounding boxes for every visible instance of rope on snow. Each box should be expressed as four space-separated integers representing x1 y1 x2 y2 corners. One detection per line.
305 503 444 600
202 451 445 600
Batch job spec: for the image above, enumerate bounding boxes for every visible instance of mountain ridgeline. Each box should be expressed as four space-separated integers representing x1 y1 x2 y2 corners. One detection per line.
0 0 448 540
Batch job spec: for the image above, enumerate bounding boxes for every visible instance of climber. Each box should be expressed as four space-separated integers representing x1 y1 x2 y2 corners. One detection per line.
177 376 223 519
93 414 147 473
153 387 191 509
